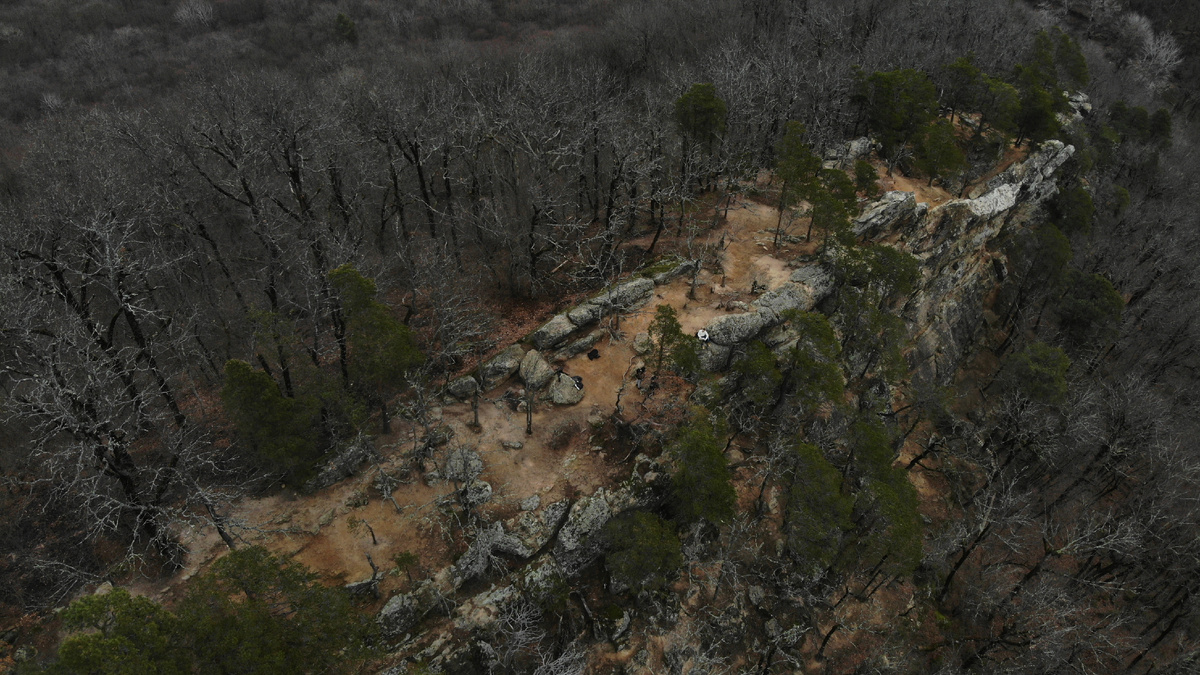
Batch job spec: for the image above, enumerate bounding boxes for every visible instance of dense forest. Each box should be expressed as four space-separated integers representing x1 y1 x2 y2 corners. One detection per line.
1 0 1199 672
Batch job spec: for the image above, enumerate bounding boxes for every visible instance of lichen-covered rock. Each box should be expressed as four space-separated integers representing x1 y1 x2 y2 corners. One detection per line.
789 263 835 300
853 190 926 238
751 282 814 323
823 136 876 170
304 435 377 492
901 140 1074 387
529 314 576 350
453 522 531 587
445 375 479 400
479 344 526 389
520 558 568 606
647 258 698 285
443 447 483 483
566 278 655 327
520 494 541 511
553 490 613 576
378 592 418 637
967 140 1073 202
519 349 554 390
544 372 584 406
461 480 493 506
453 584 518 632
512 498 570 552
705 311 767 346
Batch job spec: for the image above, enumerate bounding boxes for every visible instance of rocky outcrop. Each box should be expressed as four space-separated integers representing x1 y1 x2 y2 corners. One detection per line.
552 490 613 576
554 331 600 361
452 522 531 587
648 258 699 285
303 435 376 492
705 311 768 347
478 344 526 389
510 498 571 552
379 592 419 637
567 278 656 326
824 137 876 171
528 261 697 353
553 468 666 576
853 190 927 238
696 261 835 370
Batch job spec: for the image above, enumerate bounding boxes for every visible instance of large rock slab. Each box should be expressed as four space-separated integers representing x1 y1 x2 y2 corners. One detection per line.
566 278 655 327
705 311 768 346
554 331 600 361
751 282 814 323
646 258 699 285
478 344 525 390
853 190 927 238
519 349 555 390
378 592 418 637
544 372 584 406
529 314 576 350
552 490 614 576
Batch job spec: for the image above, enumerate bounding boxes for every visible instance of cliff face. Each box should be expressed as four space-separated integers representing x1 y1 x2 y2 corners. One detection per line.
897 141 1074 385
687 141 1074 386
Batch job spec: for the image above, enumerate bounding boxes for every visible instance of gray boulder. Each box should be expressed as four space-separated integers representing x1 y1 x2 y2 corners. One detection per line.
443 447 483 483
705 311 767 346
633 332 652 355
378 592 418 637
461 480 493 506
648 258 698 285
453 522 531 587
512 498 571 552
698 343 733 371
519 349 555 390
544 372 585 406
520 494 541 511
445 375 479 400
478 344 526 390
824 137 876 170
529 314 576 350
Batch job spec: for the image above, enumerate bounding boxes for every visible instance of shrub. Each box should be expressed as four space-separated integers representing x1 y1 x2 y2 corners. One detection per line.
603 511 682 593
